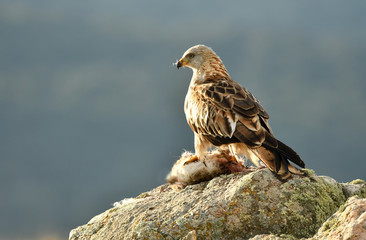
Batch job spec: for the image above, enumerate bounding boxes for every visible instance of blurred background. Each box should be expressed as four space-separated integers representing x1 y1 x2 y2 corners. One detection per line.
1 0 365 239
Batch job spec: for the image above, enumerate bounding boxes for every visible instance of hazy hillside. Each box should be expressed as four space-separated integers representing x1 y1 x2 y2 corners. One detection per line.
0 1 365 239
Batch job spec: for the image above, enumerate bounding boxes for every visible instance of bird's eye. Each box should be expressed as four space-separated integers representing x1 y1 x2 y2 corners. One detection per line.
186 53 195 59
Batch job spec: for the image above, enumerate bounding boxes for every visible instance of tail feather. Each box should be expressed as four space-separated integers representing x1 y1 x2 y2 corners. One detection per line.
231 121 305 180
252 139 305 180
276 140 305 168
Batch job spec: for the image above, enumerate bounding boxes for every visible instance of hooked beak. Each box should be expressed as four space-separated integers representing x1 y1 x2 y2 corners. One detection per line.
176 58 185 69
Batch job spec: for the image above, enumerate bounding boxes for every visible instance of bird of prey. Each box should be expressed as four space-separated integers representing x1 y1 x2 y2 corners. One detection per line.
176 44 305 180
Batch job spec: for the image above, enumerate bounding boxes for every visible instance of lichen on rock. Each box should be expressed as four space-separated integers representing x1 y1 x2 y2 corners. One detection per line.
69 168 347 240
311 196 366 240
341 179 366 199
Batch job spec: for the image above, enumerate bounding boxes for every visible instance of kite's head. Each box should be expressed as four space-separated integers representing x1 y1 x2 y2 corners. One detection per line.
176 44 219 70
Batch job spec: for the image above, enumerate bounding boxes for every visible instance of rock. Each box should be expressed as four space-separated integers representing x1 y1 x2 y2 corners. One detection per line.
248 234 297 240
318 175 338 186
181 230 198 240
340 179 366 199
69 168 346 240
311 196 366 240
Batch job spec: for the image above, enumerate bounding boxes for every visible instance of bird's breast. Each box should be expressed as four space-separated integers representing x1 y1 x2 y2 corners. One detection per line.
184 88 206 131
184 89 198 121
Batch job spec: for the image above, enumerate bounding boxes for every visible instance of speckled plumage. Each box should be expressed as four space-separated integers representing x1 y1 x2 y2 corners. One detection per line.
176 44 305 179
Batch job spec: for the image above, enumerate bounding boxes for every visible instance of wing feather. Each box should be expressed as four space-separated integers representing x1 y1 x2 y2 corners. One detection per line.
186 78 269 145
184 75 304 179
186 77 301 162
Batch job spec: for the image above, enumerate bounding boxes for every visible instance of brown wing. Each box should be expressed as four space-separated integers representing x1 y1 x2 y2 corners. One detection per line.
185 86 237 142
186 77 271 148
185 77 305 177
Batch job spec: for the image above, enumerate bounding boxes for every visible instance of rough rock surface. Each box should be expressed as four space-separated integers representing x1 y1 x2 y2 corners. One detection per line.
69 168 359 240
311 196 366 240
340 179 366 199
